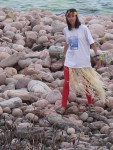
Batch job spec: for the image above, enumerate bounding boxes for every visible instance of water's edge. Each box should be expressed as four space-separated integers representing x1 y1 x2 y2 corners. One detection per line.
0 0 113 15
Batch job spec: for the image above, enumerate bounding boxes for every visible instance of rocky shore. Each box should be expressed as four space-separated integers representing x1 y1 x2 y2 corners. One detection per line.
0 7 113 150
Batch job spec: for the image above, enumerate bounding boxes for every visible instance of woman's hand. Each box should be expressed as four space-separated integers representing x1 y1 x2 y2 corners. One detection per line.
95 60 101 69
95 55 102 69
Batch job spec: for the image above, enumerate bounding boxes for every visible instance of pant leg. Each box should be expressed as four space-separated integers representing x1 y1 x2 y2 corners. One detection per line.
62 66 69 108
86 88 93 104
86 94 93 104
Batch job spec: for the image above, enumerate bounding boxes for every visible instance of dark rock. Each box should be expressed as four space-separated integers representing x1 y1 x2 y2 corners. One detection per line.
108 136 113 144
32 44 46 51
0 22 4 29
106 142 113 149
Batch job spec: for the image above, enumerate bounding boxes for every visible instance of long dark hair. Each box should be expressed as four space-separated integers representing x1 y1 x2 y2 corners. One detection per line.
65 8 81 30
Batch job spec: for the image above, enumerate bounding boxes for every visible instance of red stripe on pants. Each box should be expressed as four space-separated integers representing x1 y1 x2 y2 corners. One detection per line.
62 66 69 108
61 66 93 108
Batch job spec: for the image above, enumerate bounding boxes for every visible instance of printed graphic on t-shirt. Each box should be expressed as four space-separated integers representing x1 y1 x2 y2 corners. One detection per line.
68 36 78 50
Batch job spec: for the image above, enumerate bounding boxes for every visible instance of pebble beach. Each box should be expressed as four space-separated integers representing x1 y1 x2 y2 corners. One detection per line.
0 6 113 150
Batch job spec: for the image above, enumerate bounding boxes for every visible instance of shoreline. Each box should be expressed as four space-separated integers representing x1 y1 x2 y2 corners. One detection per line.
0 5 113 15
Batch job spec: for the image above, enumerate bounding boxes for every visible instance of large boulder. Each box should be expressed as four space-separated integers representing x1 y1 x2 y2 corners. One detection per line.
3 89 30 101
0 52 23 68
89 24 105 37
27 80 52 93
0 97 22 108
51 20 66 33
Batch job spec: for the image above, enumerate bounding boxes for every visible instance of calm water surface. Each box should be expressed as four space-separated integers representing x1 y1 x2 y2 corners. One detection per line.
0 0 113 15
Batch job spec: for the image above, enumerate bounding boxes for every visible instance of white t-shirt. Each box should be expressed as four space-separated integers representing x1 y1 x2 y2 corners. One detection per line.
63 24 94 68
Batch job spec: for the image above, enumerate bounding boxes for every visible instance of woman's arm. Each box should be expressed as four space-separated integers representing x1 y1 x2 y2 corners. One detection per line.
90 43 102 68
90 43 98 55
63 42 69 56
61 42 68 65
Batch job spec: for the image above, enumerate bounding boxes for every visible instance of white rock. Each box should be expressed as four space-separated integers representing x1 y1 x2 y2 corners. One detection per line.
67 128 75 135
27 80 52 93
0 16 6 21
12 108 23 117
35 99 48 108
80 112 89 121
37 35 48 44
12 44 24 52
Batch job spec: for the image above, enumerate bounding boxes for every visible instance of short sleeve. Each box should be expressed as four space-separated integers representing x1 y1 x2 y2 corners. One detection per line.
85 26 94 45
63 27 69 44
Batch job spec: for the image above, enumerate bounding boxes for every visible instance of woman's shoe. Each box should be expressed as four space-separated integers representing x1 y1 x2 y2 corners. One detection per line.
56 106 65 114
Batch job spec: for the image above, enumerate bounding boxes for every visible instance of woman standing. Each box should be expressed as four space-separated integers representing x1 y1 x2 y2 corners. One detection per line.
56 8 105 114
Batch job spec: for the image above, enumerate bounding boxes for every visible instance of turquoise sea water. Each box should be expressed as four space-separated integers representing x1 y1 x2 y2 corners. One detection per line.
0 0 113 15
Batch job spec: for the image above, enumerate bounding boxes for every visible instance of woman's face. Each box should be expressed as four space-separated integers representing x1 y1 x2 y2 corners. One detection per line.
67 15 76 27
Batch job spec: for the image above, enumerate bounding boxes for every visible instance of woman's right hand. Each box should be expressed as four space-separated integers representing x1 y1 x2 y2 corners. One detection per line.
95 60 101 69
